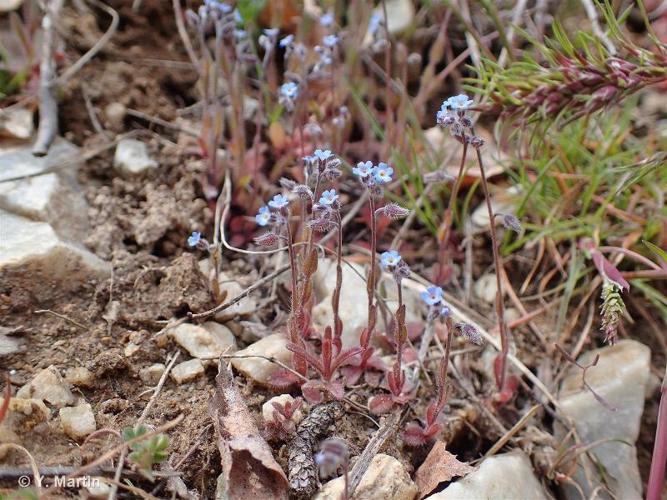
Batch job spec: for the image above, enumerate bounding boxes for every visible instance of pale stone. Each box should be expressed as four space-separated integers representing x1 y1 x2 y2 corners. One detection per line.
113 139 158 175
557 340 651 500
262 394 303 425
170 359 205 384
312 259 368 349
197 262 257 320
230 334 291 385
64 367 94 388
473 273 505 304
0 0 24 11
0 138 79 183
0 211 111 301
16 366 75 407
140 363 166 385
216 273 257 320
104 102 126 129
0 107 33 139
0 172 89 241
315 454 417 500
84 478 112 498
170 322 236 359
471 186 522 228
0 397 50 430
59 403 96 441
124 342 140 357
426 451 548 500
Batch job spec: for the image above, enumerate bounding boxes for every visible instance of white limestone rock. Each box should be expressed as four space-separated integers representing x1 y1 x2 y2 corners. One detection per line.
556 340 651 500
16 366 75 408
0 172 89 241
426 451 548 500
113 139 158 175
140 363 166 385
0 211 110 301
315 454 417 500
230 333 291 385
0 138 79 182
59 403 96 441
0 107 33 139
171 359 205 384
170 322 236 359
64 367 94 388
473 273 505 305
312 259 368 349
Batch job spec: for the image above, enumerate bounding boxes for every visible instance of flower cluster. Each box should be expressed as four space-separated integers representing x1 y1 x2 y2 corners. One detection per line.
187 231 211 251
279 82 300 112
436 93 485 149
380 250 410 284
303 149 342 181
352 160 394 196
253 194 291 246
420 285 449 321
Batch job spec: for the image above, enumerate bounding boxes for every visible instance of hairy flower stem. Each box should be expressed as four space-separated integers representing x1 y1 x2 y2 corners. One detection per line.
332 212 344 345
438 141 468 246
365 198 378 348
474 146 509 392
285 213 300 341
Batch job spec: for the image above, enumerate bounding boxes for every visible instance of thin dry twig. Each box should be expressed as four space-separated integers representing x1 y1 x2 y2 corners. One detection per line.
33 0 62 157
34 309 87 330
348 410 403 495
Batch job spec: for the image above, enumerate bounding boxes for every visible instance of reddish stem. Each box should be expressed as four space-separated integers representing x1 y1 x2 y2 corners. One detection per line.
647 363 667 500
474 146 509 392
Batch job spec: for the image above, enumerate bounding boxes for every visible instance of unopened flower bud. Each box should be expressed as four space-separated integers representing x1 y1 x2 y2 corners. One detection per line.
500 213 522 233
454 322 483 345
469 135 485 149
292 184 314 200
376 202 410 220
254 232 280 247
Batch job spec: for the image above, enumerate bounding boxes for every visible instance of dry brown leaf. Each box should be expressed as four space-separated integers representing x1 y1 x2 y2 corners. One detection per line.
415 440 474 498
209 361 289 500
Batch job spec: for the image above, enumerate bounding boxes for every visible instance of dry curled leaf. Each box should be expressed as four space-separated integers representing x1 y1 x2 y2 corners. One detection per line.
415 440 474 497
209 361 289 500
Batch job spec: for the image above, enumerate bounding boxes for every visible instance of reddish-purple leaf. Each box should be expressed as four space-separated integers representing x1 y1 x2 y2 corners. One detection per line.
403 422 428 447
591 251 630 291
301 380 325 404
369 394 395 415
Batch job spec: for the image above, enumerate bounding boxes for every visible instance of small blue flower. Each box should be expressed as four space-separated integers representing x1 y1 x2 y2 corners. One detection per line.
205 0 232 13
279 34 294 48
280 82 299 100
187 231 202 247
319 189 339 206
313 149 333 162
421 286 444 306
323 34 339 48
320 11 334 27
233 9 243 23
380 250 402 269
368 12 383 35
446 94 474 110
255 206 271 226
439 305 451 318
263 28 279 37
234 29 247 40
373 162 393 184
352 161 373 178
268 194 289 209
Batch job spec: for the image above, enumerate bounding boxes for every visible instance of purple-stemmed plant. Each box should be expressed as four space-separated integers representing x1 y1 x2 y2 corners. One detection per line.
436 93 511 393
368 250 415 415
404 286 482 446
